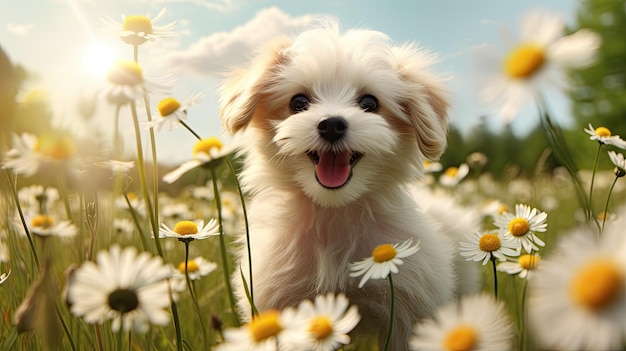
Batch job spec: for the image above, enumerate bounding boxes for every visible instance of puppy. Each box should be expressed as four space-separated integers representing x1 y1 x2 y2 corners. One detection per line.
219 22 477 350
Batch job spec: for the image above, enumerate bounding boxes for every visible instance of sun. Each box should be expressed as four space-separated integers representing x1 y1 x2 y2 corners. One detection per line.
84 42 116 77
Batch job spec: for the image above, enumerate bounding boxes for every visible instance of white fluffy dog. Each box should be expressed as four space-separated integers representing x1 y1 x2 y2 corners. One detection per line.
219 22 478 350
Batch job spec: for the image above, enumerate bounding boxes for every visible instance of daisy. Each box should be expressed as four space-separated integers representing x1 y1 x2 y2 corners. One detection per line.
96 160 135 174
466 152 488 169
584 124 626 149
158 219 219 241
0 270 10 285
479 199 508 220
3 133 76 177
176 257 217 280
608 151 626 177
497 253 541 279
66 245 172 333
527 221 626 350
160 202 192 221
422 160 443 173
410 294 514 351
349 239 420 288
101 60 172 105
459 231 520 265
116 192 147 217
113 218 135 236
216 309 292 351
28 214 77 238
475 9 601 121
281 293 361 351
101 8 176 46
17 185 59 214
494 203 548 253
146 92 204 132
162 137 237 184
439 164 469 187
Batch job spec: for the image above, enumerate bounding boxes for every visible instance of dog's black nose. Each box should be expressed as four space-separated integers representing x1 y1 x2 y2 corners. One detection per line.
318 116 347 142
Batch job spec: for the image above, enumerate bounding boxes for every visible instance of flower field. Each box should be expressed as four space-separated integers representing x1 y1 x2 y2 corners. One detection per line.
0 5 625 351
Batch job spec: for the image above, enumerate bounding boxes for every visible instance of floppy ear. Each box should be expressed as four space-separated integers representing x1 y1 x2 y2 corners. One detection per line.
393 45 450 160
219 37 292 134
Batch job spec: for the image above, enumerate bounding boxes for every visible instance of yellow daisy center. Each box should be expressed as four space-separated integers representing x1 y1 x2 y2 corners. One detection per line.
158 97 181 117
504 43 545 78
478 233 501 252
597 211 610 221
594 127 611 138
570 258 624 310
372 244 397 263
445 167 459 178
122 15 153 35
508 218 530 237
106 60 143 86
249 310 283 343
309 316 334 341
497 205 508 215
178 260 200 274
443 324 478 351
518 254 540 270
34 136 75 160
193 137 223 157
31 215 54 228
173 221 199 235
23 88 48 105
127 192 138 201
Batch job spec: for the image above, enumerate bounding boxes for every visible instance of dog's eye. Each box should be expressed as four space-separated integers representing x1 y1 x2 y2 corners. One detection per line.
358 95 378 112
290 94 310 113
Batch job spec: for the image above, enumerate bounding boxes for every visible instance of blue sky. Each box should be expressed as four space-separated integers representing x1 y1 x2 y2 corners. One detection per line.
1 0 579 164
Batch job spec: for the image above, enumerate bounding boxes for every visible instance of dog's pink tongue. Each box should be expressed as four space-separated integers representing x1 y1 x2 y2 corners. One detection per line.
316 151 351 188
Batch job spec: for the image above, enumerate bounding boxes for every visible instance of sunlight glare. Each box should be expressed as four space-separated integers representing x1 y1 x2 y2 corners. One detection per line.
84 42 115 77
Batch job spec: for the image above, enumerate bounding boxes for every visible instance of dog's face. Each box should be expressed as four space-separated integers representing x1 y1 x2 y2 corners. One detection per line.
220 24 449 208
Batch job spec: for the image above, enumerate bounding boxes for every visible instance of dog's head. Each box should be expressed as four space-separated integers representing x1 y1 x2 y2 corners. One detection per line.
220 22 449 208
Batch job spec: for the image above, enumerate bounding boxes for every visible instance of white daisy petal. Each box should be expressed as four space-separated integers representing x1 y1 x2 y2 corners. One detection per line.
67 245 173 333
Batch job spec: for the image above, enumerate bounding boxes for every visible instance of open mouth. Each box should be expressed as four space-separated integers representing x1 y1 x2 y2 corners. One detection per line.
307 150 363 189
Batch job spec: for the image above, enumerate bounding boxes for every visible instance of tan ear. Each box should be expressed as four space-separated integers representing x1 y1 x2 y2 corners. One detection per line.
219 37 292 134
394 45 450 160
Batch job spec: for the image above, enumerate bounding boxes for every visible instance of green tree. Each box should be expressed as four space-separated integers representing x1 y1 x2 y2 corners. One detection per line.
568 0 626 170
570 0 626 132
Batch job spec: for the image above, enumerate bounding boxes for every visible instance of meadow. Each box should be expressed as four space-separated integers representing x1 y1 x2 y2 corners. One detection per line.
0 6 625 351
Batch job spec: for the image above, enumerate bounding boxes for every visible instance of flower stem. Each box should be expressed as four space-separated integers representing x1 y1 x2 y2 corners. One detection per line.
142 92 162 253
225 158 254 316
4 169 39 268
535 94 595 226
129 100 164 258
210 167 240 326
55 304 77 351
123 192 149 252
588 143 602 214
383 274 395 351
184 241 209 350
601 176 619 233
115 322 124 351
519 278 529 351
179 120 202 140
169 282 183 351
491 256 498 299
94 325 104 351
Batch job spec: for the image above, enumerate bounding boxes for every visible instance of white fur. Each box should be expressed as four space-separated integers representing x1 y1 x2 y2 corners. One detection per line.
219 22 478 350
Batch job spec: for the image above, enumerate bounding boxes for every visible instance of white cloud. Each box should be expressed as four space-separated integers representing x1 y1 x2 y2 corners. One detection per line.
153 0 236 11
163 7 323 76
6 22 35 36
